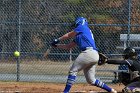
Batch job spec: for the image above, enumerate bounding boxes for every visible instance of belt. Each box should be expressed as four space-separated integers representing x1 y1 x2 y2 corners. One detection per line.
81 47 93 51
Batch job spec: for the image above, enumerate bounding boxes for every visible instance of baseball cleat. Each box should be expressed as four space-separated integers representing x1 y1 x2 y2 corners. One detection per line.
110 89 117 93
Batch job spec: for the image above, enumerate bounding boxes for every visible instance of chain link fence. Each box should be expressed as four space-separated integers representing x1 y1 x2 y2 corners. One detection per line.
0 0 140 83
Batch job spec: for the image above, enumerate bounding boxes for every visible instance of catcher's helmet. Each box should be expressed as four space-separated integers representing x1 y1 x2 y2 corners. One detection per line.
71 17 88 28
123 47 137 59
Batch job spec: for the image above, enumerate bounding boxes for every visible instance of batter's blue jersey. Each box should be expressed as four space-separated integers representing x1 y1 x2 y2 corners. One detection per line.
73 24 98 51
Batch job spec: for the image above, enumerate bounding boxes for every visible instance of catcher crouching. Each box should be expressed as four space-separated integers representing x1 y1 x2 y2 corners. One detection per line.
99 47 140 93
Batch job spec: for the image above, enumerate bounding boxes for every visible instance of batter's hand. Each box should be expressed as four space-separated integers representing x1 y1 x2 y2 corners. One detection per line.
51 38 60 47
98 53 108 65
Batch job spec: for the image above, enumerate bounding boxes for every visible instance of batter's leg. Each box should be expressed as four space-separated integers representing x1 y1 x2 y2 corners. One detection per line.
84 65 116 92
63 52 87 93
63 49 96 93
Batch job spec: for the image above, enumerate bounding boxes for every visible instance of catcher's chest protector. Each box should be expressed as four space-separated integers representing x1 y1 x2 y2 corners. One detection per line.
118 72 131 86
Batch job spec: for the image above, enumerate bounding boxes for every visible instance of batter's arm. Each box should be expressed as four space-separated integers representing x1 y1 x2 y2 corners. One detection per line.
56 41 77 50
58 31 77 41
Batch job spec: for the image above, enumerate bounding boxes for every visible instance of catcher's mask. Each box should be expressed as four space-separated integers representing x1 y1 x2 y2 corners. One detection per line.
123 47 137 59
71 17 88 28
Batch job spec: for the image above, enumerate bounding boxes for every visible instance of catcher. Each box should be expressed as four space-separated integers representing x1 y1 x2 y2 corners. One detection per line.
100 47 140 93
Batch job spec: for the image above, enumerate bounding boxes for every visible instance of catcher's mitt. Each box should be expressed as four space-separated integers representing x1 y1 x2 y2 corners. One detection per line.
98 53 108 65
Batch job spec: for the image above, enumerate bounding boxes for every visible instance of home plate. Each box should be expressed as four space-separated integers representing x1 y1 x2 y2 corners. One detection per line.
71 90 86 93
71 91 104 93
70 91 122 93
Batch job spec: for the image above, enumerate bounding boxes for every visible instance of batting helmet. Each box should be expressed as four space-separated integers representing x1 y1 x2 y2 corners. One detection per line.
123 47 137 59
71 17 88 28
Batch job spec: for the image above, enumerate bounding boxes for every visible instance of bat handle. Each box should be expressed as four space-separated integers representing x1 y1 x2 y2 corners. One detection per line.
43 46 52 58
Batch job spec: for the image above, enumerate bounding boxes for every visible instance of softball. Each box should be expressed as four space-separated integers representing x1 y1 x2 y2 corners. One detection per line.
14 51 20 57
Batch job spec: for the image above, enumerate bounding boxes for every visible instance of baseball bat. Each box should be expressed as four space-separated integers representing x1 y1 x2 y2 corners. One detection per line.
43 46 52 58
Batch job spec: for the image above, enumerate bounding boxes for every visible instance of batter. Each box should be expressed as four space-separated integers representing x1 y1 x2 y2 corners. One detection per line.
51 17 117 93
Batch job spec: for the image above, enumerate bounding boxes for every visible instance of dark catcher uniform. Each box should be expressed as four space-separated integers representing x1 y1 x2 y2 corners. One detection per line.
107 47 140 93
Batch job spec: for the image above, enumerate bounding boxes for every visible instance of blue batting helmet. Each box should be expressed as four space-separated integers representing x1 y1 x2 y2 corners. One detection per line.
75 17 88 26
71 17 88 28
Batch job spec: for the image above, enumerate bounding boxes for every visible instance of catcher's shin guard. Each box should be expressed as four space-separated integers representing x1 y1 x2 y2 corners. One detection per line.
122 87 140 93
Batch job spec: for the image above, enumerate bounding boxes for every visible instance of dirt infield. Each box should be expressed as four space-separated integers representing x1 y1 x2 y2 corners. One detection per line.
0 61 124 93
0 81 125 93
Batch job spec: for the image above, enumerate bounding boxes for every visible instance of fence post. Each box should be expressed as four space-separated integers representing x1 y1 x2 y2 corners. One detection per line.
16 0 22 82
126 0 132 47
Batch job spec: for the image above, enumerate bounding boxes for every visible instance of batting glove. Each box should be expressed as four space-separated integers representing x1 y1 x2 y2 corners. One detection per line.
51 38 60 47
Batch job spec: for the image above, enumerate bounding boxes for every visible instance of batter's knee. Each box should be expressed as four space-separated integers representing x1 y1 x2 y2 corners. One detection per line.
69 71 78 76
86 78 96 85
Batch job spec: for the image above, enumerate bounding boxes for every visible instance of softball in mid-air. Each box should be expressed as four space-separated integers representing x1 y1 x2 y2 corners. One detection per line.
14 51 20 57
